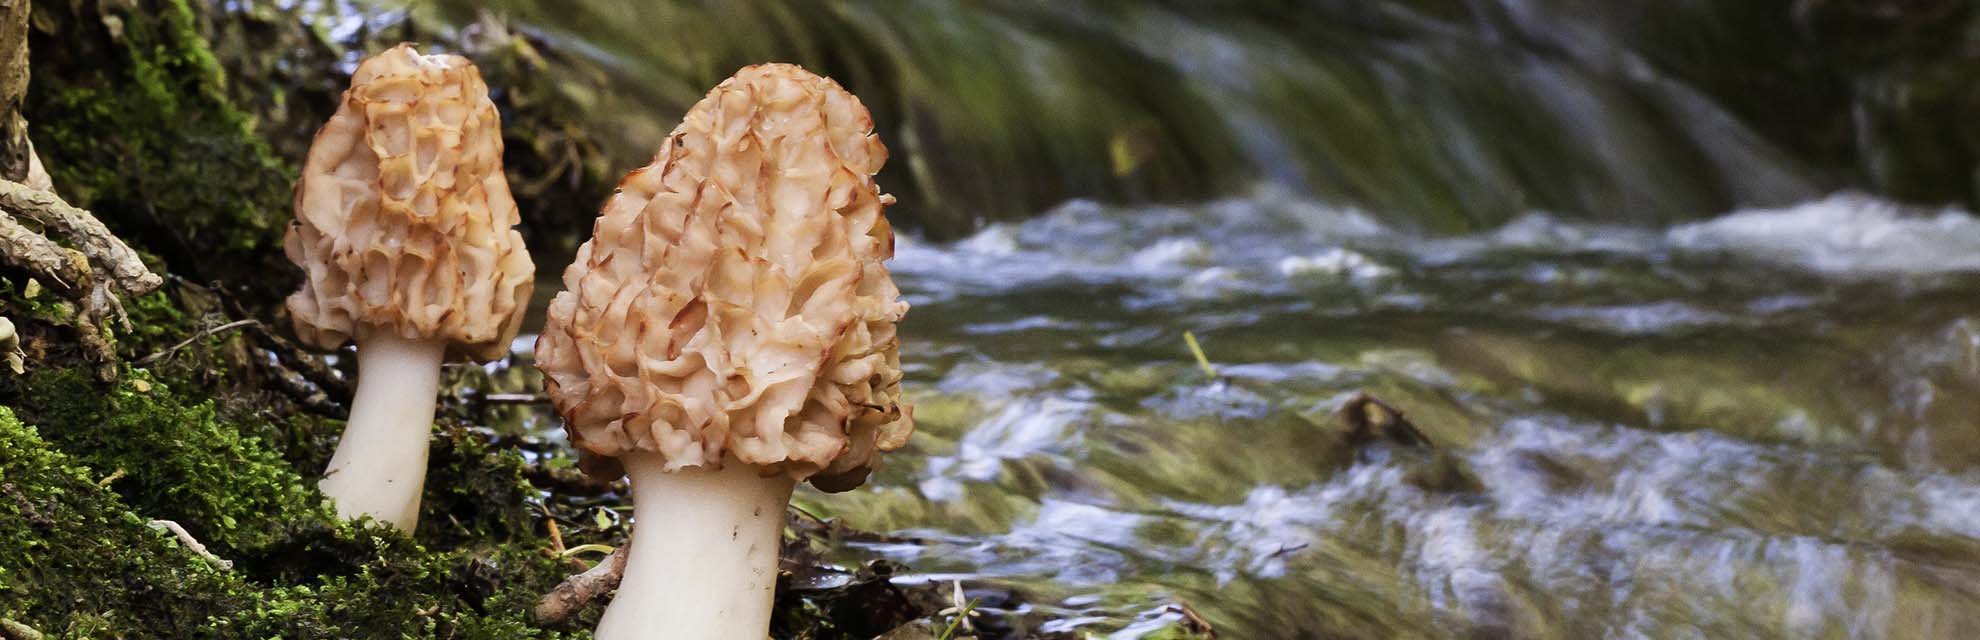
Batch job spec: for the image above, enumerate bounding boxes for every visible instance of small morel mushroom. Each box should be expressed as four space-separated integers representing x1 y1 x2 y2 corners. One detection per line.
536 63 911 640
286 44 534 530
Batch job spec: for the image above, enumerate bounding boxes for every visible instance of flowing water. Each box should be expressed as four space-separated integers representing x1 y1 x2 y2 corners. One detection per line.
489 188 1980 638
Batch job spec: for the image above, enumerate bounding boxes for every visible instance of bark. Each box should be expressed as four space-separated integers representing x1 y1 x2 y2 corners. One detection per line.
0 0 29 184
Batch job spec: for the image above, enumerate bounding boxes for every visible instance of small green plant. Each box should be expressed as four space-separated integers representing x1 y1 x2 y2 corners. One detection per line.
936 597 981 640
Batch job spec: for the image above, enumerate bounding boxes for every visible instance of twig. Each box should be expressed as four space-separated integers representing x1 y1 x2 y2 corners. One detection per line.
136 318 259 365
545 518 567 555
94 468 125 488
534 545 628 624
0 209 118 378
0 618 42 640
0 179 161 296
70 295 117 381
148 519 233 570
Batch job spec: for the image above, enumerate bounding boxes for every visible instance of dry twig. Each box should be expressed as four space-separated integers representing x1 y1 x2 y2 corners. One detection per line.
0 180 165 379
534 546 628 624
545 518 568 556
148 519 233 570
136 318 259 365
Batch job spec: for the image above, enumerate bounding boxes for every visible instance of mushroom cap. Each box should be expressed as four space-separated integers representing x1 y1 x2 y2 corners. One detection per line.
535 63 912 491
284 44 534 362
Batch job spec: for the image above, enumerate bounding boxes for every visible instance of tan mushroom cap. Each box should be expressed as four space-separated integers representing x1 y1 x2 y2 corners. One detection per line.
285 44 533 362
535 63 912 491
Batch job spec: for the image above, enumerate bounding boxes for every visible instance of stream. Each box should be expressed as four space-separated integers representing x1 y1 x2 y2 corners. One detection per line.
487 187 1980 638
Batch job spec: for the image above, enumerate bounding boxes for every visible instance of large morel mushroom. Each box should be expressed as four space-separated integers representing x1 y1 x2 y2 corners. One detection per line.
535 63 912 639
286 44 534 531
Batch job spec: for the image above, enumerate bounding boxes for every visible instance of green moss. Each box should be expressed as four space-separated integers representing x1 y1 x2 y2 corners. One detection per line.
0 271 580 637
0 364 584 638
0 406 259 637
0 4 599 630
417 422 542 545
9 368 319 554
26 0 297 304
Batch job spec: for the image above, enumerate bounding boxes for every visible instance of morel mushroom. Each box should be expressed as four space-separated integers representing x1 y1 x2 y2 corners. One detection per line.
535 63 912 640
286 44 533 530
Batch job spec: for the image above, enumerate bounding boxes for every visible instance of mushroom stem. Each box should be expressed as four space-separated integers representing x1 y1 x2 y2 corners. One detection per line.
316 331 446 530
599 452 796 640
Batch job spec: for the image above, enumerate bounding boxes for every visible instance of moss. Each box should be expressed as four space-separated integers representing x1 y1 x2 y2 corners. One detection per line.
417 422 543 545
0 364 583 638
0 5 595 632
6 368 318 554
0 406 260 637
0 263 580 637
25 0 297 305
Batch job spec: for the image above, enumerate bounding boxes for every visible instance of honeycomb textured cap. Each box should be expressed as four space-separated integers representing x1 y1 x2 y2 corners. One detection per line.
535 63 912 491
284 44 534 362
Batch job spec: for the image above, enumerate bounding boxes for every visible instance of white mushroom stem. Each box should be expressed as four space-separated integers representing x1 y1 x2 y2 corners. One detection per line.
316 331 447 530
598 452 797 640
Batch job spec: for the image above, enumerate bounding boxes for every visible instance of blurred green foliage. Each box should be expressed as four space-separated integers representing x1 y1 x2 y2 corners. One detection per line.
386 0 1978 238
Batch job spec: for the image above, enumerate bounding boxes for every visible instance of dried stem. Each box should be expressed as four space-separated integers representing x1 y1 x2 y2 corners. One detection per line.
136 318 260 365
534 546 628 624
148 519 233 570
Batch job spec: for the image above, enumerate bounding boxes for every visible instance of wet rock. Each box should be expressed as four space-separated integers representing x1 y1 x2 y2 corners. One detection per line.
1332 391 1484 494
1336 391 1433 448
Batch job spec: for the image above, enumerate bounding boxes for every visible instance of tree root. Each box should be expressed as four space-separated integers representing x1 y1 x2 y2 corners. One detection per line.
0 178 163 379
534 546 627 624
0 207 89 294
0 179 161 297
